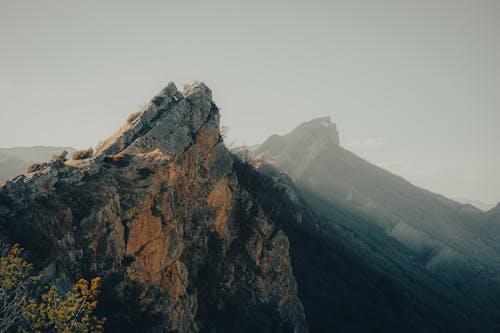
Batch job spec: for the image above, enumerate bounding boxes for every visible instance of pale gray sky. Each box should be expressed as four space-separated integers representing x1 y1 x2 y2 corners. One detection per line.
0 0 499 203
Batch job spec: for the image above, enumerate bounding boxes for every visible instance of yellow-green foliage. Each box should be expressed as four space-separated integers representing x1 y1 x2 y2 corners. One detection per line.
0 244 37 288
0 243 105 333
23 278 105 333
0 243 40 332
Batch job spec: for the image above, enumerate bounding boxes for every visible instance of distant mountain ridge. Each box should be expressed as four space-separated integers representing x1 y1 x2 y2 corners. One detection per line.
454 197 497 212
245 116 500 332
0 146 74 183
1 87 498 332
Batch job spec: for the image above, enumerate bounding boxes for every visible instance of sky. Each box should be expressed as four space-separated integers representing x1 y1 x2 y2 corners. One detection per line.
0 0 499 203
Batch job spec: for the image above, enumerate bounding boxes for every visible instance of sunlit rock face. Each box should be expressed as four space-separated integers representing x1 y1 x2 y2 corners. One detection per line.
0 82 307 333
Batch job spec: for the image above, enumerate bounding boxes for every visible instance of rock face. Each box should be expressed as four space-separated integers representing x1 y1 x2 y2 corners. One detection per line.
0 82 307 333
0 146 74 183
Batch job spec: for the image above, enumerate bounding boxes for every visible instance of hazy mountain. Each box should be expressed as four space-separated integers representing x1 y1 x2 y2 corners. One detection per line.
454 197 497 212
247 116 500 332
1 84 498 332
0 146 74 183
250 117 499 267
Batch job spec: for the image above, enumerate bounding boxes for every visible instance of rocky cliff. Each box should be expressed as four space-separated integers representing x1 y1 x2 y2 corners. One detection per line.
0 146 74 184
0 82 307 333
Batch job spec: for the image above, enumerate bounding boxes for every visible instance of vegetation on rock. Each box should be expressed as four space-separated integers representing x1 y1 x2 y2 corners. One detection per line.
0 243 104 333
126 111 141 123
23 278 105 333
71 148 94 160
27 163 47 173
0 243 39 333
51 150 68 162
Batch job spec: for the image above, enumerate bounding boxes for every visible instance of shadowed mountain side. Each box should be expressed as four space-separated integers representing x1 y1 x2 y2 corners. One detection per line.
251 117 499 267
246 116 500 332
1 85 498 332
232 159 490 332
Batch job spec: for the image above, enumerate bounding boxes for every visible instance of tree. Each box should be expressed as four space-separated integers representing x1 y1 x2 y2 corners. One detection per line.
0 242 105 333
0 243 39 333
22 278 105 333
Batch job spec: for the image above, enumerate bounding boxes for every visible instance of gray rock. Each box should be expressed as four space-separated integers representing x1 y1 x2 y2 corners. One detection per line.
0 81 308 333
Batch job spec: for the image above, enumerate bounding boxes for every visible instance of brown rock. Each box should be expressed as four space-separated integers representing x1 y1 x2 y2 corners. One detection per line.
0 82 308 333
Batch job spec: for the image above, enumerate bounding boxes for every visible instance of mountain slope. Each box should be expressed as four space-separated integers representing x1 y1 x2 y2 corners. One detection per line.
454 197 496 212
2 88 498 332
251 117 498 267
0 83 307 333
248 116 500 332
233 160 480 333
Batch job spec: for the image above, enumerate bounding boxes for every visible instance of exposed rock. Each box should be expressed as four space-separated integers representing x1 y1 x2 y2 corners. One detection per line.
0 82 307 333
0 146 75 184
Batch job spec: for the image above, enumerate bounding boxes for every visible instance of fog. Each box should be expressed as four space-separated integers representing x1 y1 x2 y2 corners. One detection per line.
0 0 498 203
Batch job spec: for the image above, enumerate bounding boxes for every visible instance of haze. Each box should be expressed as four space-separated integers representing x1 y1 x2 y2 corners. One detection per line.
0 0 499 203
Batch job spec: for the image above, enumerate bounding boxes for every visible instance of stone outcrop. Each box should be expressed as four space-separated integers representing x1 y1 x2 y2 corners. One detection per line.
0 82 307 332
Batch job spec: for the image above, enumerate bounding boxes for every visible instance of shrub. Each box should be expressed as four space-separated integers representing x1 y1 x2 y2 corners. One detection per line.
0 243 39 332
127 111 141 123
182 84 191 96
71 148 94 160
23 278 105 333
51 150 68 162
27 163 47 173
0 242 105 333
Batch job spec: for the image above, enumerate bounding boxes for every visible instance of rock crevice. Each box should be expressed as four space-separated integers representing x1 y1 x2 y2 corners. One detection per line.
0 82 308 333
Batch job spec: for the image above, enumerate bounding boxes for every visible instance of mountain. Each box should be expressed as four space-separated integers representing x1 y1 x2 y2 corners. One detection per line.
454 197 497 212
2 85 498 332
250 116 499 267
247 116 500 332
0 83 307 332
0 146 74 183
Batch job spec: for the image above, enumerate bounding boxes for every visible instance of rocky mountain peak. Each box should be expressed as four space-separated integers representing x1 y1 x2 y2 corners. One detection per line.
281 116 340 148
0 81 308 332
96 82 219 158
249 116 340 180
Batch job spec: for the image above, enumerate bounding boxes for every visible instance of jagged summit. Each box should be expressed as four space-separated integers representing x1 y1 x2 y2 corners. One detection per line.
249 116 339 179
96 82 218 158
1 82 499 333
0 81 308 332
297 116 335 129
268 116 340 148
